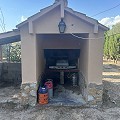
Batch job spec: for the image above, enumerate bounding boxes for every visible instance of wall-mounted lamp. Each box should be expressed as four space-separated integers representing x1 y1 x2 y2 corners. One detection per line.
58 18 66 33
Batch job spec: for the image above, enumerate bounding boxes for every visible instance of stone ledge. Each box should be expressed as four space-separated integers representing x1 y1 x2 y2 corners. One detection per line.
88 83 103 105
21 83 37 107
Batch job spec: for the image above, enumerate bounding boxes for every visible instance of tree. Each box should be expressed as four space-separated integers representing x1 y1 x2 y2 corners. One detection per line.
104 32 110 60
2 42 21 62
10 42 21 62
104 22 120 63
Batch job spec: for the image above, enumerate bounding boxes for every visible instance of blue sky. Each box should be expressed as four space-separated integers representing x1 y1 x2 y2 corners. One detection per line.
0 0 120 32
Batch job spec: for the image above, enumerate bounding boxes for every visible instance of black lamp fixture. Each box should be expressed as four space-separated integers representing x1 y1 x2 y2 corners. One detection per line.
58 18 66 33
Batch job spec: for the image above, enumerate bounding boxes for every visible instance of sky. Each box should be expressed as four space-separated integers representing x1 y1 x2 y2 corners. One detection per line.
0 0 120 32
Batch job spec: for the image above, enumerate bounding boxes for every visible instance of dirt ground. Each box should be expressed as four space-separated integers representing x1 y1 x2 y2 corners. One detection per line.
0 106 120 120
0 59 120 120
103 59 120 82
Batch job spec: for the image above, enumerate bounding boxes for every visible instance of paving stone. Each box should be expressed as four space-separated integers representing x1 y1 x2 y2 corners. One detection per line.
30 90 36 97
88 83 103 105
20 83 37 106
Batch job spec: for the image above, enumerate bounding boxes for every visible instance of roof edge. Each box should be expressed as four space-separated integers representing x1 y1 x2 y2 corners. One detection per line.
65 7 109 31
98 22 109 31
16 2 61 28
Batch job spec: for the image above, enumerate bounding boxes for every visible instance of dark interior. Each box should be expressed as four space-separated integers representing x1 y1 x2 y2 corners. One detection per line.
40 49 80 87
44 49 80 68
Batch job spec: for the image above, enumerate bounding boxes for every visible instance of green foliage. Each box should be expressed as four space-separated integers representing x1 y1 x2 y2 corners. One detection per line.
2 44 8 60
104 23 120 62
10 42 21 62
2 42 21 62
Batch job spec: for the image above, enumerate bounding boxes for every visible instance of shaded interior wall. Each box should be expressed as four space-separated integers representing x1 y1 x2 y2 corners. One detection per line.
39 35 81 49
79 39 89 99
0 63 21 86
79 39 89 81
36 36 45 84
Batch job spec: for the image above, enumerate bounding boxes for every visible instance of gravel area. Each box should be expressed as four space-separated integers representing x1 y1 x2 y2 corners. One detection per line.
0 106 120 120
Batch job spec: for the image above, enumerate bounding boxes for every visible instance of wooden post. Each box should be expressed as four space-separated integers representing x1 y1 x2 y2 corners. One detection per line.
60 71 64 84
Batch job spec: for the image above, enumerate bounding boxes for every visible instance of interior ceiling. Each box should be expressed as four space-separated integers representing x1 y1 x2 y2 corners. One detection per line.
37 33 89 41
0 35 21 45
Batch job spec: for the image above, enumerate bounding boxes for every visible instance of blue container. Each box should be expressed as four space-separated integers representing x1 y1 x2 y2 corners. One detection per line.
38 86 48 94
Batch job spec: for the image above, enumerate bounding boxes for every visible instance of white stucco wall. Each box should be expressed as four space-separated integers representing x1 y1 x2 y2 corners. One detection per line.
33 6 61 34
88 30 104 85
33 7 94 34
19 4 106 88
64 11 94 33
20 24 37 84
